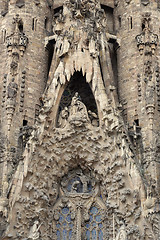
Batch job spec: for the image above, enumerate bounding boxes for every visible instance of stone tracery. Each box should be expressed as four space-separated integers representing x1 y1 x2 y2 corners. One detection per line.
52 169 106 239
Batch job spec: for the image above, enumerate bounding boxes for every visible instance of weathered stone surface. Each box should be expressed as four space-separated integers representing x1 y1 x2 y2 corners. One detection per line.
0 0 159 239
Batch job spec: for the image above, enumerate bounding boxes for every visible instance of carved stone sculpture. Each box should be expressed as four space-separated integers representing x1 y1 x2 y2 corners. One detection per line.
28 220 41 240
0 0 160 239
116 224 127 240
68 92 90 126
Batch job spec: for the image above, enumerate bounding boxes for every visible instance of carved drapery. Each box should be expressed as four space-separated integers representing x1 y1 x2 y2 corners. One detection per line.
58 92 98 128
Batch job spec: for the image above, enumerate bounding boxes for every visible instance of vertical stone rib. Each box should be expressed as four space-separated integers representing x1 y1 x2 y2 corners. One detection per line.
76 207 81 240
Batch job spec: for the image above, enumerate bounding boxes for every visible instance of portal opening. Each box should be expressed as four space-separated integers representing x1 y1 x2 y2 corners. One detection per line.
57 71 99 128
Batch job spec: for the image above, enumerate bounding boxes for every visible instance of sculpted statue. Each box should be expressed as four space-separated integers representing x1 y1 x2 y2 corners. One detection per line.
7 78 18 99
68 92 90 126
28 220 41 240
58 92 99 128
88 110 99 126
116 224 127 240
69 92 87 116
58 106 69 128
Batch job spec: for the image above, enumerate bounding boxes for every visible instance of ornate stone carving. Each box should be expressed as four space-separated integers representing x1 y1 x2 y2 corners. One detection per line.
1 1 159 239
6 15 28 57
68 92 90 127
61 169 96 195
2 74 7 108
116 224 127 240
137 74 142 102
4 15 28 132
6 78 18 131
136 14 158 134
58 92 94 128
136 13 158 56
28 220 41 240
19 70 26 112
52 169 106 239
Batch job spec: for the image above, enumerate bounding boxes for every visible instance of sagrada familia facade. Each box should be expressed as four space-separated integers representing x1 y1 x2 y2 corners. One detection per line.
0 0 160 239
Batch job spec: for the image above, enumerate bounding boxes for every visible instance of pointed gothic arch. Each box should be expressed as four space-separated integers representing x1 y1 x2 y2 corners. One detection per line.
56 71 100 128
52 168 106 240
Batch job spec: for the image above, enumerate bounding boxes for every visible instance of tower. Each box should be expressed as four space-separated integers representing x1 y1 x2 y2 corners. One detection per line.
114 0 160 210
0 0 159 239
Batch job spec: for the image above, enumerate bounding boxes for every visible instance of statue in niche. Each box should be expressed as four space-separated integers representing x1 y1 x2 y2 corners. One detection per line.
69 92 87 115
58 106 69 128
68 92 90 126
61 169 94 195
7 78 18 100
58 92 90 128
88 110 99 126
58 92 99 127
70 175 90 193
116 224 127 240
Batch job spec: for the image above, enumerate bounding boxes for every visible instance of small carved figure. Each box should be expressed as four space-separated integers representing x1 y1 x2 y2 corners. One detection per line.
116 224 127 240
68 92 90 126
28 220 41 240
71 180 81 193
58 106 69 128
88 110 99 126
146 80 155 105
7 78 18 99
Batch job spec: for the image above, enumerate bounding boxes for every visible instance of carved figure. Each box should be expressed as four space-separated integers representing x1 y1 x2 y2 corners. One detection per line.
58 106 69 128
28 220 41 240
146 80 155 106
7 79 18 99
88 110 99 126
68 92 90 126
116 224 127 240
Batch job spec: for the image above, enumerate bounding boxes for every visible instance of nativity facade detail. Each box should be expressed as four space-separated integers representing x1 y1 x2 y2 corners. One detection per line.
0 0 159 239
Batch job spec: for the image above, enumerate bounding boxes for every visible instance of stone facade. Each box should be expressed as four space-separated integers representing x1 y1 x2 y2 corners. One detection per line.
0 0 159 239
